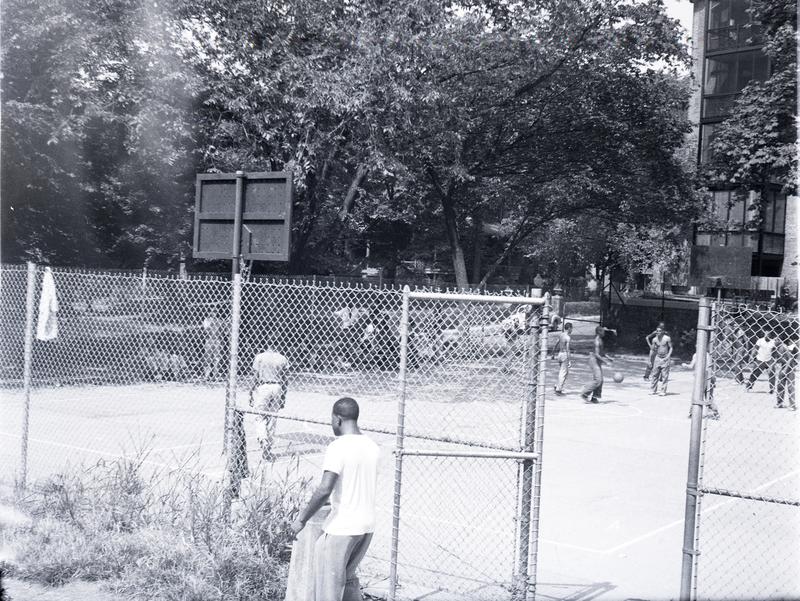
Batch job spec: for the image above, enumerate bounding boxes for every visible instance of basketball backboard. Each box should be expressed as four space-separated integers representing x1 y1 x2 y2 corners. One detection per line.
192 171 293 262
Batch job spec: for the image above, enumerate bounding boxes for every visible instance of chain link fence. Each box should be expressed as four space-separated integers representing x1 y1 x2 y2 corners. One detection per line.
2 263 552 601
681 300 800 600
387 292 548 600
0 263 234 486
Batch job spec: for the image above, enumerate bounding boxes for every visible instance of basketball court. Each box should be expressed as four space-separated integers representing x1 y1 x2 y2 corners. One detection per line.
4 351 797 600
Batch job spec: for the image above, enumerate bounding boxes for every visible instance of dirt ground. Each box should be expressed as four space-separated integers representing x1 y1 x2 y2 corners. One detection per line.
2 578 125 601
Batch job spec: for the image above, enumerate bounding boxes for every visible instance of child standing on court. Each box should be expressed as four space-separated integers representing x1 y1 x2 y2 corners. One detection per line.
551 322 573 395
746 329 777 393
643 321 665 381
581 326 616 404
649 324 673 396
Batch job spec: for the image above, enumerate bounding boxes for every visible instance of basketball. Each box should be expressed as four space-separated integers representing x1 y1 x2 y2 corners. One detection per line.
613 372 624 383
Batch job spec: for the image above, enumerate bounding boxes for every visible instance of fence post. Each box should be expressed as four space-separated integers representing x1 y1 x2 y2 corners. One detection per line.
514 314 537 600
515 294 550 600
679 297 711 600
388 285 411 601
223 273 244 507
19 262 37 490
552 288 564 322
528 294 550 599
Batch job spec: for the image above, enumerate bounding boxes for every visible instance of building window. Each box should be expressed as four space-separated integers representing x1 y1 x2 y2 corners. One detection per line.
709 0 750 31
704 50 769 96
695 233 711 246
763 190 786 234
707 0 762 51
696 190 754 245
695 189 788 278
703 95 738 119
762 234 785 254
700 123 721 163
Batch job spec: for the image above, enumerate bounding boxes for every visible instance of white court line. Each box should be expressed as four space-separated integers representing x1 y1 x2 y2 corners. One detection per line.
602 468 800 555
546 404 644 420
645 414 798 436
0 431 222 477
150 440 220 452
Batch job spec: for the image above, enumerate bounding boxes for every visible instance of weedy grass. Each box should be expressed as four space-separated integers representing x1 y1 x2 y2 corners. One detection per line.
1 449 311 600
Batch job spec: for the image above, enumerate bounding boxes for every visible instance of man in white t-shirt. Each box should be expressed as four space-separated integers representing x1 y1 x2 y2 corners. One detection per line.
250 348 290 461
746 330 777 393
291 397 380 601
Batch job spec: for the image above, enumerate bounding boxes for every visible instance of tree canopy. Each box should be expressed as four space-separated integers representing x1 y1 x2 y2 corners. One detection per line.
2 0 701 285
1 0 199 266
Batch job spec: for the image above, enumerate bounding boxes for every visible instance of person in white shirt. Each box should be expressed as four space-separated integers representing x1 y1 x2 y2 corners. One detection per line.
746 330 777 393
250 348 290 461
291 397 380 601
551 322 573 395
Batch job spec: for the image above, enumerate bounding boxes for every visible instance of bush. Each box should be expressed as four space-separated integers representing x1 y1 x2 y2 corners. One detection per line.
2 451 311 600
563 300 601 317
9 519 150 585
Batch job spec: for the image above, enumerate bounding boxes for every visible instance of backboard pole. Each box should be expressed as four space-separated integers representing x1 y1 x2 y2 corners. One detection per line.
222 171 247 507
223 170 245 455
231 170 246 276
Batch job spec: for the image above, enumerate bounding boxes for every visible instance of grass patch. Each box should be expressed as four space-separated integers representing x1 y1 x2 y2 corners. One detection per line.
1 450 311 600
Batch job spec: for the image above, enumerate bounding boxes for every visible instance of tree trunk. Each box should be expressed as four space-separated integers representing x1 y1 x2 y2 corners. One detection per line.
339 164 368 221
470 209 484 286
478 218 534 288
441 192 470 290
289 191 317 273
288 155 332 273
385 254 399 283
427 168 469 290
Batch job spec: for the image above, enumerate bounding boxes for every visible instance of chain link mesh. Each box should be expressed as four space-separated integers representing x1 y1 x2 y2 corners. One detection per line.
0 265 28 385
394 453 522 600
0 264 233 483
693 302 800 600
1 264 548 600
390 294 544 599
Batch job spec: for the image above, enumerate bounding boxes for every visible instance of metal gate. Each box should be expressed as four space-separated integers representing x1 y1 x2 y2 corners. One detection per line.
681 298 800 600
388 289 550 601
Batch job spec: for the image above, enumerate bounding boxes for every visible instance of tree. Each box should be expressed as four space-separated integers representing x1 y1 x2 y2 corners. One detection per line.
363 0 700 288
1 0 199 267
705 0 798 194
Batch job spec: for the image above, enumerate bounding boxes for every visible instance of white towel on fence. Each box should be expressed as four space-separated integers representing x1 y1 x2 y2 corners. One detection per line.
36 267 59 341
